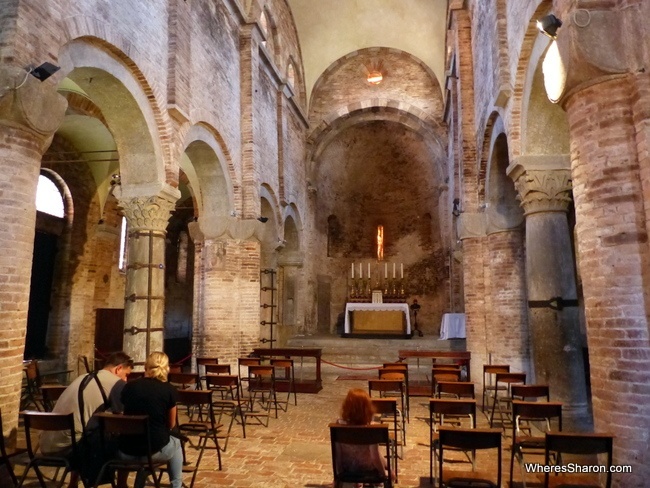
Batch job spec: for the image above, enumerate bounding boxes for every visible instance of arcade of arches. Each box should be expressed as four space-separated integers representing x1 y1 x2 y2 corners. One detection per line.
0 1 649 485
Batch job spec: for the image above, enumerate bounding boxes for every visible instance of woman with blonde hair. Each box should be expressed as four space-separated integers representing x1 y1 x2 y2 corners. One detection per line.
119 352 183 488
335 389 390 486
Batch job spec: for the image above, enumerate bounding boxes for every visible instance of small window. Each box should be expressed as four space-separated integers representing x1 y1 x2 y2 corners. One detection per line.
260 10 269 48
35 175 64 218
287 63 295 88
118 216 128 272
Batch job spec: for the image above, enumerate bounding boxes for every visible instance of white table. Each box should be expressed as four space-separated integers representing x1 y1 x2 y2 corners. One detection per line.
440 313 466 339
344 303 411 335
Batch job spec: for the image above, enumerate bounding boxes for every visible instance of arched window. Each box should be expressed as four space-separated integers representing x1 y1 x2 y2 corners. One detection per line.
35 175 64 218
287 62 295 88
260 10 270 49
118 216 128 272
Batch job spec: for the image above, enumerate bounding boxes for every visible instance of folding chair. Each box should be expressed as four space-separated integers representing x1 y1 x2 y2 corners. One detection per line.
510 400 562 487
168 372 201 390
18 411 78 488
93 413 166 488
244 365 278 425
437 427 502 488
382 363 409 421
368 380 406 428
429 398 477 485
40 385 67 412
511 384 550 402
21 362 45 411
489 372 526 429
195 357 219 386
237 357 261 393
202 364 232 397
378 368 409 422
436 381 475 399
431 366 462 398
329 423 393 488
371 398 402 481
270 358 297 409
174 389 222 487
544 432 614 488
1 407 26 487
482 364 510 411
204 374 246 446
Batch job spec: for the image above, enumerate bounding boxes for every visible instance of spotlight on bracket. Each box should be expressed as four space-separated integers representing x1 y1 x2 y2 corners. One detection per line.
30 62 60 82
257 216 269 223
537 14 562 39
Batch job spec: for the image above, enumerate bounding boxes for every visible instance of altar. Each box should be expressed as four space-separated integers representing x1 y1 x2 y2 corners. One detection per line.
343 303 411 337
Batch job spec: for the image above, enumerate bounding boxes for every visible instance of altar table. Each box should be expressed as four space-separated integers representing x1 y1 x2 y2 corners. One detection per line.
344 303 411 336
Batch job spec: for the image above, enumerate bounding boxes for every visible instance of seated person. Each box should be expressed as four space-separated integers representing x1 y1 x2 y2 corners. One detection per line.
334 388 390 484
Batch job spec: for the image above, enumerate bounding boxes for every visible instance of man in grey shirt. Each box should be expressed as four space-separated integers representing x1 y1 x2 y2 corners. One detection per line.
39 352 134 455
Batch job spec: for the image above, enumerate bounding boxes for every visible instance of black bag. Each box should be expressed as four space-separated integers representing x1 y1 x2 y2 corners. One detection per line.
73 372 116 486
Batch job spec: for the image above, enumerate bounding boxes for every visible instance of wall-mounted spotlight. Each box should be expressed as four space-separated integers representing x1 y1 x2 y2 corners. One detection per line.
257 216 269 223
537 14 562 39
110 173 121 186
452 198 461 217
30 62 60 82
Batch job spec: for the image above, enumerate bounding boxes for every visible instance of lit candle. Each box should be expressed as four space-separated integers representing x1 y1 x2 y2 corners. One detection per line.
359 263 362 279
392 263 396 279
401 263 404 279
367 263 370 278
384 263 387 279
351 263 354 279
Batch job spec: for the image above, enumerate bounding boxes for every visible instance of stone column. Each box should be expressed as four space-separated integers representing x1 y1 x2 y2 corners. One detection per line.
0 67 66 441
509 157 590 429
117 187 178 366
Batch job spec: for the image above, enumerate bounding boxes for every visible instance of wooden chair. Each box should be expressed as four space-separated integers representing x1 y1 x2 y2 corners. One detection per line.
202 364 232 397
511 384 550 402
437 427 502 488
204 374 246 445
382 363 409 421
174 389 222 487
195 357 219 385
40 385 67 412
489 372 526 429
368 380 406 428
168 372 201 390
93 413 166 488
544 432 614 488
428 398 477 485
378 367 409 422
1 407 26 487
436 381 475 399
371 398 402 481
431 366 462 397
237 357 261 393
18 411 78 488
510 400 563 487
329 423 393 488
482 364 510 411
270 358 297 409
245 365 278 425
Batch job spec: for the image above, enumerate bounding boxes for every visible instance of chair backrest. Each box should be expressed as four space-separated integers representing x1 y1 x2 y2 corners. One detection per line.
40 384 67 411
512 401 562 437
429 399 476 430
511 384 550 401
204 364 231 375
168 372 200 390
436 381 475 399
494 372 526 393
544 432 614 488
22 411 76 457
177 389 217 429
438 427 502 486
378 369 405 381
483 364 510 377
238 357 261 381
270 358 293 369
247 365 275 384
205 374 241 400
329 423 392 487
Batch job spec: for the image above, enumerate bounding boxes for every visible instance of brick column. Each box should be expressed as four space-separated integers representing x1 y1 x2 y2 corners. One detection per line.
189 218 264 367
116 187 178 366
509 159 591 429
0 67 66 442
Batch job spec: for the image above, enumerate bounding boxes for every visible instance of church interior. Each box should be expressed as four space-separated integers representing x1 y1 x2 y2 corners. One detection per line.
1 0 649 486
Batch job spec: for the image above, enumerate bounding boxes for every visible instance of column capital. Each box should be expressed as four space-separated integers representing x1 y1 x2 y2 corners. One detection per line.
0 66 67 146
116 184 180 232
508 163 573 216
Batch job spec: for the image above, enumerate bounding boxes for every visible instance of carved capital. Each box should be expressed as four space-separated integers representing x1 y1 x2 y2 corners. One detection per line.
118 193 178 232
511 169 573 216
0 66 67 145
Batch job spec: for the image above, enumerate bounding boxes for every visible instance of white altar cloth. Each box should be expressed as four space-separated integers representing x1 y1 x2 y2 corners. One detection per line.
344 303 411 335
440 313 466 339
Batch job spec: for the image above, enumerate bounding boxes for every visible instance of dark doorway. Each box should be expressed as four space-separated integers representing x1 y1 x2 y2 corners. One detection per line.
95 308 125 367
25 231 58 359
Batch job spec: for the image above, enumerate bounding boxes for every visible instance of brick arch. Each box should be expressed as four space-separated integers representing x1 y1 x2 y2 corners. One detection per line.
60 91 108 126
478 112 506 203
509 1 554 159
59 17 174 186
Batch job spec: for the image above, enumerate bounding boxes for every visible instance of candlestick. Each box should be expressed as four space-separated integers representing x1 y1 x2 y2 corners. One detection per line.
384 263 387 279
401 263 404 279
351 263 354 279
359 263 362 279
392 262 396 279
367 263 370 278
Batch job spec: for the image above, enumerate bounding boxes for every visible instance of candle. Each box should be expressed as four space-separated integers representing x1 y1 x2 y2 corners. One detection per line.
384 263 387 279
367 263 370 278
392 263 396 279
351 263 354 279
401 263 404 279
359 263 362 279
